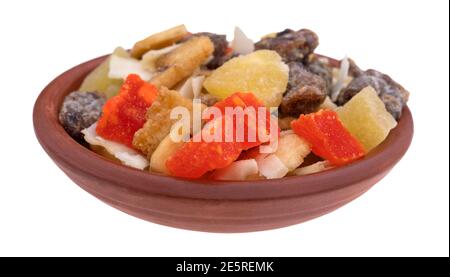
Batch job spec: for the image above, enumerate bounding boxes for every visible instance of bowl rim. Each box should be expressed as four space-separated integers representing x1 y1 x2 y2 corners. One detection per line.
33 53 414 201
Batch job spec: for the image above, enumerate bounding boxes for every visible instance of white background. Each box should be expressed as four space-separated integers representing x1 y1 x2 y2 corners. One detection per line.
0 0 448 257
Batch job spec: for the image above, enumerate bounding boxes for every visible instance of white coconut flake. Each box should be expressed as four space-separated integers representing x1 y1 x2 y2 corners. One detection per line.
109 55 152 81
231 26 254 55
212 159 258 180
191 76 205 99
178 75 205 99
331 55 349 102
81 123 149 170
256 154 289 179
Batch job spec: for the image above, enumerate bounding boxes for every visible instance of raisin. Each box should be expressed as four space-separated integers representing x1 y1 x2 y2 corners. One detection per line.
337 69 409 119
255 29 319 63
280 62 327 117
59 91 105 141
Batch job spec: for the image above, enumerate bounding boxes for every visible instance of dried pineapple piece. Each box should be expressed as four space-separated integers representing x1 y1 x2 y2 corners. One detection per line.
150 36 214 89
79 47 129 98
150 134 184 174
337 86 397 152
203 50 289 107
131 25 188 59
132 87 206 158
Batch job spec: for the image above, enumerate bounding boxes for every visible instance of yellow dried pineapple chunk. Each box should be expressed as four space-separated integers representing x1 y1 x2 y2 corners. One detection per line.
203 50 289 107
337 86 397 152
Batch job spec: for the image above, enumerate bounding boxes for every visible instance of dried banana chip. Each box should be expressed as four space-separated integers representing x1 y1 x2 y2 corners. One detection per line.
132 87 206 158
150 36 214 89
131 25 188 59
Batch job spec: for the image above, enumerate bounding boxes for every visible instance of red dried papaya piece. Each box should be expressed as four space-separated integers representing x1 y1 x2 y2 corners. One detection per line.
211 92 277 150
96 74 158 148
166 92 279 178
291 110 365 166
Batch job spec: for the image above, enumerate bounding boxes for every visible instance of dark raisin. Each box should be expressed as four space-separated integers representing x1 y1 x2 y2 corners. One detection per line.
337 69 409 119
255 29 319 63
280 62 327 117
59 91 105 141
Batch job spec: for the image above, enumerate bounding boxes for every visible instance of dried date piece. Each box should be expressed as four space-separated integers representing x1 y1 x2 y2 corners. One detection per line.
306 56 333 95
59 91 105 141
280 62 327 117
255 29 319 63
337 69 409 119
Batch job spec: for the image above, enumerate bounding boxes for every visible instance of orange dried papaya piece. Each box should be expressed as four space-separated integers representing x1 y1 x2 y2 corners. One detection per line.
96 74 158 148
211 92 277 150
166 93 279 178
291 110 365 166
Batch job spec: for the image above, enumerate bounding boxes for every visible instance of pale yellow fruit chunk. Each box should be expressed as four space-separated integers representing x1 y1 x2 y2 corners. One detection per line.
337 86 397 152
203 50 289 107
79 47 129 98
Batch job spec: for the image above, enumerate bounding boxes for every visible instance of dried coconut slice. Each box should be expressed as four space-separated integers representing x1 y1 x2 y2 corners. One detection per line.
211 159 259 180
108 55 152 81
231 26 254 55
256 153 289 179
82 123 149 170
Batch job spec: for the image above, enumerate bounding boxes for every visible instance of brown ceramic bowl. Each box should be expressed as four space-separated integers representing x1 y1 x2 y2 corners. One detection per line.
33 54 414 233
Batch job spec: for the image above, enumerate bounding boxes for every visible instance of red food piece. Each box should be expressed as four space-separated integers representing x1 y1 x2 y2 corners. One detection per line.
96 74 158 148
166 93 280 178
166 116 242 178
291 110 365 166
212 92 277 150
166 140 242 179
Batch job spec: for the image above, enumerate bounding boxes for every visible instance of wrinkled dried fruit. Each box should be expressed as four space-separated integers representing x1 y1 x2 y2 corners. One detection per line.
291 109 365 165
337 69 409 119
337 86 397 151
59 91 105 141
280 62 327 117
307 56 333 95
96 74 158 148
255 29 319 63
